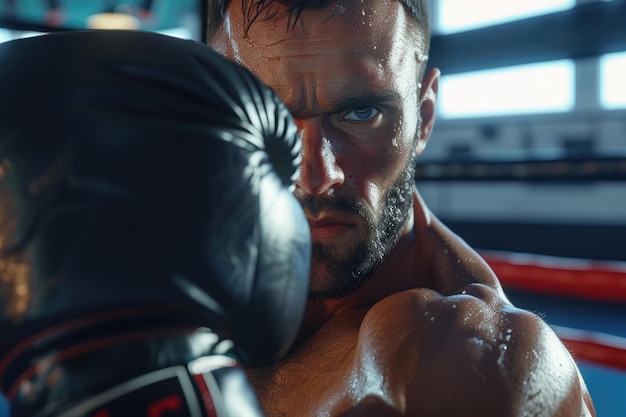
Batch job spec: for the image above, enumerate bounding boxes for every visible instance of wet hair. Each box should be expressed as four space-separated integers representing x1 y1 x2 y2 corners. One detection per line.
206 0 431 48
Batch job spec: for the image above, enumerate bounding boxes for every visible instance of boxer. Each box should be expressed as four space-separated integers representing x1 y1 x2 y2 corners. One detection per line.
206 1 597 415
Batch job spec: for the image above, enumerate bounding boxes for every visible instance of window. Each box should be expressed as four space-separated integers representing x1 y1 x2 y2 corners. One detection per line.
438 60 575 119
0 28 12 44
600 51 626 110
0 29 45 44
437 0 575 34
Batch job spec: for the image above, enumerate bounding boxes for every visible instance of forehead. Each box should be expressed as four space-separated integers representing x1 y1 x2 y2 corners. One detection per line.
246 1 415 49
218 0 423 68
214 0 425 114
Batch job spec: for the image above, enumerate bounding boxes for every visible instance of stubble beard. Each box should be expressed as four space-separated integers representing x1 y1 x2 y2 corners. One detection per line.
302 155 417 300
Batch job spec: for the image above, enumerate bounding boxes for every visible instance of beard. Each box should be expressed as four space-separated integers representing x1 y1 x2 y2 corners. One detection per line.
299 154 417 300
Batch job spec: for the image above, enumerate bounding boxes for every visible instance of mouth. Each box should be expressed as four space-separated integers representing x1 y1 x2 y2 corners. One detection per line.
307 217 356 241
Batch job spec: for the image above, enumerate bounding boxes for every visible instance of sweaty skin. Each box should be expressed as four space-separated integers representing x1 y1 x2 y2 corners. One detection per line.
209 1 596 416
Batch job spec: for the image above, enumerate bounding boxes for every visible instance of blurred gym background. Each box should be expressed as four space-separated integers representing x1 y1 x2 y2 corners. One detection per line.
1 1 625 416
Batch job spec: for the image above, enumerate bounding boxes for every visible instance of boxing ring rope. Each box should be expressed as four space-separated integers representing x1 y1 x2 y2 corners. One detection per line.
481 250 626 371
552 325 626 372
482 251 626 303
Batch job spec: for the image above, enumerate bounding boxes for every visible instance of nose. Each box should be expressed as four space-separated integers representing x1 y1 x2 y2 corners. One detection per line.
295 119 345 196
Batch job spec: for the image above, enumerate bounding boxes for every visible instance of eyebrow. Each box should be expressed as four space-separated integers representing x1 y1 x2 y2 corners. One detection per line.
324 90 402 114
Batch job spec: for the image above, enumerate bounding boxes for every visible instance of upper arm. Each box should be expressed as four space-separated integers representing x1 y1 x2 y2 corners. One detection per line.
351 285 595 416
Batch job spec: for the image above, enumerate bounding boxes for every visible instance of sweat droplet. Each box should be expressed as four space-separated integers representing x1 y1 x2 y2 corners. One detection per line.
497 343 508 368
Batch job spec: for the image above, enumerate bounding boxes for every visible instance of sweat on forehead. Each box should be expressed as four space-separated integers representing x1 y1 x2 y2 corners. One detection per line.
206 0 430 45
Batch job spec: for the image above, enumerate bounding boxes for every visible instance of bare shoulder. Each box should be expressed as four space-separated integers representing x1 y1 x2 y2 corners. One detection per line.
352 284 595 416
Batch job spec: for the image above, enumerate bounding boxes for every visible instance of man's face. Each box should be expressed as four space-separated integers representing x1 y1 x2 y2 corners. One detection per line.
210 0 431 298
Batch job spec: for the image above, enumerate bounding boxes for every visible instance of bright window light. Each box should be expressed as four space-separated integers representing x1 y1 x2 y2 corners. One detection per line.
0 29 13 44
438 60 575 119
158 27 194 40
600 51 626 110
0 30 45 44
438 0 575 34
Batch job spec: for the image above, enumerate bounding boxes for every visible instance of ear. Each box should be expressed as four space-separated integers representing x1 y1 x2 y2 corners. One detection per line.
416 67 440 155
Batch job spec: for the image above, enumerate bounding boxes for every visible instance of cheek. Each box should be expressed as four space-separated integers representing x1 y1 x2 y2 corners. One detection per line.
390 114 418 154
363 182 386 215
377 117 418 180
346 136 412 209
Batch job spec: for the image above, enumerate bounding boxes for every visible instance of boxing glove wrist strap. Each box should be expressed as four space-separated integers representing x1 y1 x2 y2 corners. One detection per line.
5 326 263 417
13 353 255 417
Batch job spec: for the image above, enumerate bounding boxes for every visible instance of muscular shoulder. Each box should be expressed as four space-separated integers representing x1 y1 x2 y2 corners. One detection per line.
351 285 594 416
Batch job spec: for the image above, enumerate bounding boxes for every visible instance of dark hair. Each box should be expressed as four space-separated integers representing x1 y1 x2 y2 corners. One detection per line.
206 0 430 47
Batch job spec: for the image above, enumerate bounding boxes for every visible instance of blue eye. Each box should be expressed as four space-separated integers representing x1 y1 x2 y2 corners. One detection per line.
343 107 379 121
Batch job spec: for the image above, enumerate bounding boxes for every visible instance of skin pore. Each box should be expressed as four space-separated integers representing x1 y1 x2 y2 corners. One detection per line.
209 1 596 416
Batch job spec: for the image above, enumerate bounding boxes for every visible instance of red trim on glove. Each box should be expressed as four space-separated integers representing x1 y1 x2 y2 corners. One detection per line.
6 327 196 400
0 305 195 397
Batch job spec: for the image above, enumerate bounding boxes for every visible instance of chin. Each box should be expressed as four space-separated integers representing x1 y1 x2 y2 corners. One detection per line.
306 262 372 301
306 266 338 300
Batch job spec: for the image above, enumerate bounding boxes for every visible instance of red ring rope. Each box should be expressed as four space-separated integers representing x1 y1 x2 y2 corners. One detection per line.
481 250 626 303
480 250 626 371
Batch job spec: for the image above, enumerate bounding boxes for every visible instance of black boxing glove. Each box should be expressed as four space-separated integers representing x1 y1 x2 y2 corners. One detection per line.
0 30 310 416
